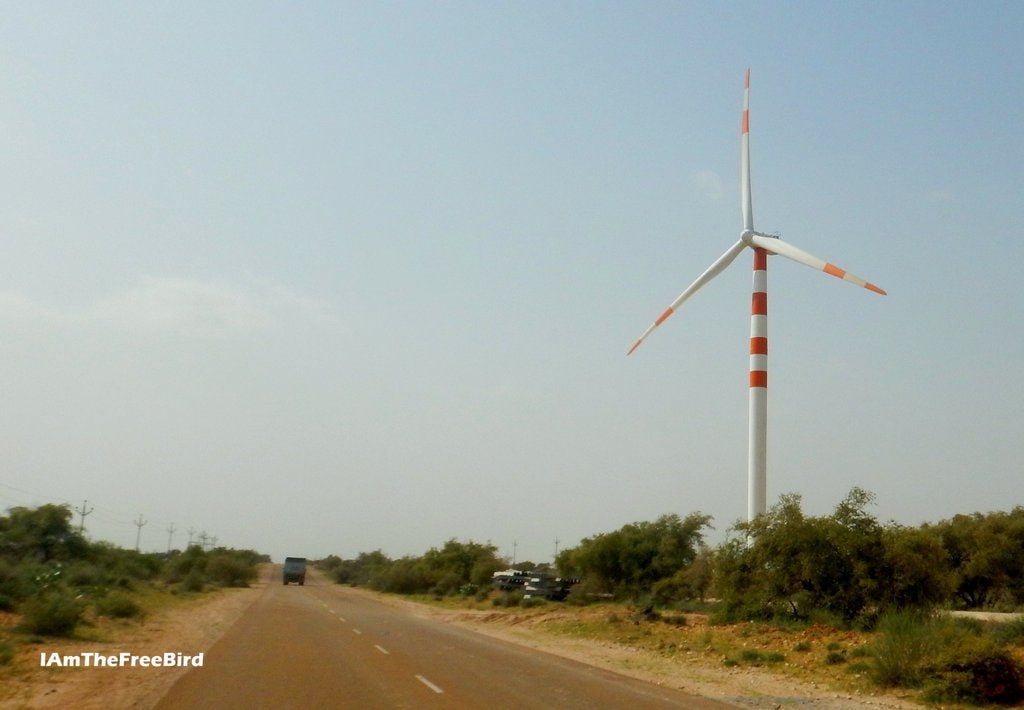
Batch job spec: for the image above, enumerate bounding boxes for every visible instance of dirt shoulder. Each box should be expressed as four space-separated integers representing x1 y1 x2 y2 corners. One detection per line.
0 573 267 709
333 585 924 709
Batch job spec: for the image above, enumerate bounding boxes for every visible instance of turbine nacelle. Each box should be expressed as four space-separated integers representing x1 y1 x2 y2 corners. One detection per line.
740 230 778 246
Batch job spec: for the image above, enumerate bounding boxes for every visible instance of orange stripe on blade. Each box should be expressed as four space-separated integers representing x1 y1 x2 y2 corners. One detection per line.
751 292 767 315
866 283 887 295
745 68 750 88
750 337 768 355
654 307 674 326
749 371 767 388
742 111 749 134
627 340 642 355
823 263 846 279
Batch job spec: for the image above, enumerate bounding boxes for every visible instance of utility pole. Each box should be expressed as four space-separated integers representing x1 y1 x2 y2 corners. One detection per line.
166 523 176 553
210 536 218 549
74 500 93 534
554 537 560 559
512 540 518 567
133 514 147 552
198 531 208 551
186 527 195 547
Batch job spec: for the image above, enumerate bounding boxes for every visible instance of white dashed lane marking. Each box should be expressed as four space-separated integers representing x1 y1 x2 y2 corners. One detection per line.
415 675 444 694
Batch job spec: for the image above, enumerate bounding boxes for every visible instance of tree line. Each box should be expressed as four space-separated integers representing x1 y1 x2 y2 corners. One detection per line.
319 489 1024 622
0 504 267 638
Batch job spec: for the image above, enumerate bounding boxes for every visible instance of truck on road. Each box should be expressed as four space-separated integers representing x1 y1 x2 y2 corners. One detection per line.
283 557 306 585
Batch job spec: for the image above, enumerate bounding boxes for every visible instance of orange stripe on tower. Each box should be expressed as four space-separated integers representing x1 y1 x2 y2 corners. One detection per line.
750 337 768 355
753 248 767 271
749 371 767 388
751 292 767 315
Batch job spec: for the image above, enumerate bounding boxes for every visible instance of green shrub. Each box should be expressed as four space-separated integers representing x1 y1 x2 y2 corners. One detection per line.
740 649 766 664
871 610 940 687
850 644 872 658
521 596 546 608
826 641 842 651
825 651 846 665
180 569 204 593
19 590 84 636
764 652 786 663
206 554 255 587
95 591 143 619
565 578 605 606
922 636 1024 705
0 642 14 665
989 617 1024 647
793 641 812 652
492 591 522 608
848 662 871 673
474 588 489 602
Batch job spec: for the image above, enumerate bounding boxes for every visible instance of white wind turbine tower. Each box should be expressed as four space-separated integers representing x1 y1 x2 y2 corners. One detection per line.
628 70 886 522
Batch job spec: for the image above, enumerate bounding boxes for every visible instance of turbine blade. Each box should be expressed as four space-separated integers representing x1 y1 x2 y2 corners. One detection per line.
748 234 887 295
628 240 747 355
741 68 752 231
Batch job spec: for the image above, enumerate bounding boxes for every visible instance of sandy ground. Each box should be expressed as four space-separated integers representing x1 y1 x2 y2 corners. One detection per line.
0 575 266 709
2 570 930 709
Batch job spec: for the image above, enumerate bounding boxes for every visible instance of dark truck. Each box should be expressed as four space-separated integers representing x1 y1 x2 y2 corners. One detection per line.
283 557 306 585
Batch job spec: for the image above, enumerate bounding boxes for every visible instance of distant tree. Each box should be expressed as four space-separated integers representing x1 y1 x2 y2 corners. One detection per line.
556 513 712 598
0 504 87 562
716 489 892 623
879 525 953 609
931 508 1024 608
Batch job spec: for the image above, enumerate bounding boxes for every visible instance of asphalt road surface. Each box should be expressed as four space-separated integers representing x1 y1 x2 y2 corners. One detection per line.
155 568 732 709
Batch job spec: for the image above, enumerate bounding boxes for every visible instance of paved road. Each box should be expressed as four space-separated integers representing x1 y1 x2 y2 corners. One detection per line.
155 568 732 709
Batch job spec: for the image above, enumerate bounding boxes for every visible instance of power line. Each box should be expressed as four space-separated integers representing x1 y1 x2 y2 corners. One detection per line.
74 499 94 534
133 514 147 552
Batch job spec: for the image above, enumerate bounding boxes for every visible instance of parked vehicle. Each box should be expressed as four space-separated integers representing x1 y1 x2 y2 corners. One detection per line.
523 575 579 601
283 557 307 585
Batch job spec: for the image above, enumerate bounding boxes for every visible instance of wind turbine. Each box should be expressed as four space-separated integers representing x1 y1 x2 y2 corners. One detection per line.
627 70 886 522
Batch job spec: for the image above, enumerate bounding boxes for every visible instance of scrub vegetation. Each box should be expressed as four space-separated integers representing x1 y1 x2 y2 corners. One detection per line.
0 504 267 648
321 489 1024 705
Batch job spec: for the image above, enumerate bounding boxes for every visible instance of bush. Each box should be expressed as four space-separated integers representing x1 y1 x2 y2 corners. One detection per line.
206 554 255 587
923 636 1024 705
565 577 606 606
825 651 846 665
95 591 144 619
871 610 940 687
180 569 205 593
492 591 522 608
793 641 812 652
0 642 13 665
521 596 546 608
989 617 1024 647
740 649 766 663
19 590 84 636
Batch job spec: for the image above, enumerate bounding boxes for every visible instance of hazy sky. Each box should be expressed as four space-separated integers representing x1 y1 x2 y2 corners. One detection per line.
1 2 1021 563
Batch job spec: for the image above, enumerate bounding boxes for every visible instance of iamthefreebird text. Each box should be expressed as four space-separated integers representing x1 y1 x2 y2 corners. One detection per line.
40 652 204 668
